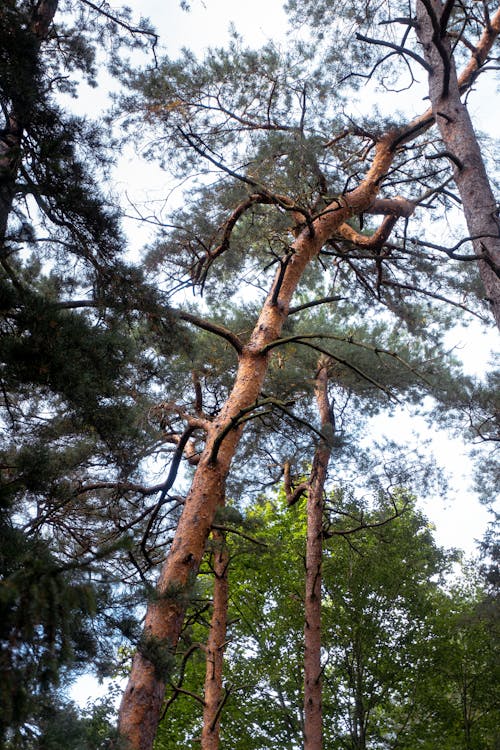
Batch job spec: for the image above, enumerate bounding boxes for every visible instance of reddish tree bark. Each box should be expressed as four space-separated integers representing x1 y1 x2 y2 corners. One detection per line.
117 26 499 748
201 529 229 750
303 360 334 750
117 135 398 750
416 2 500 330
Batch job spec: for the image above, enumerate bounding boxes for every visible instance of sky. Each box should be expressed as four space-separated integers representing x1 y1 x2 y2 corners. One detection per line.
69 0 497 706
117 0 496 549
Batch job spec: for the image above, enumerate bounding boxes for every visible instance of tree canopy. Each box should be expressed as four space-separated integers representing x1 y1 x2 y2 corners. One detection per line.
0 1 498 748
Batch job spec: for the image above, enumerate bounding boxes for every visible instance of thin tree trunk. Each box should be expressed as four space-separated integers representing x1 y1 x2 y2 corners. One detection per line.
354 638 367 750
0 0 58 243
303 359 334 750
117 29 499 746
201 529 229 750
117 135 397 750
416 2 500 330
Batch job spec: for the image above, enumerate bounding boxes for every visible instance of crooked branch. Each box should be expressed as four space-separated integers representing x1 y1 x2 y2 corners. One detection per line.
355 32 432 72
178 311 243 354
323 495 409 538
209 397 323 464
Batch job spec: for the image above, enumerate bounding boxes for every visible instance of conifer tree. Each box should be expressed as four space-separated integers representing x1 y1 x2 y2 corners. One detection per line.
116 5 500 746
0 1 160 742
1 2 498 748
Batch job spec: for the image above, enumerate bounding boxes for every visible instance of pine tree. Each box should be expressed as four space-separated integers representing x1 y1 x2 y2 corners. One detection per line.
116 5 500 746
0 1 160 742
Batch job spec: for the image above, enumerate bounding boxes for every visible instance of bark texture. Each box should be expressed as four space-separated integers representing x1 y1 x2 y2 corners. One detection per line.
201 529 229 750
117 29 497 747
303 361 334 750
117 134 399 750
416 2 500 331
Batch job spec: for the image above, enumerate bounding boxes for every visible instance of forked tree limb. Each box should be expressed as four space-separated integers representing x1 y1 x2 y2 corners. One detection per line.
118 20 500 748
416 1 500 330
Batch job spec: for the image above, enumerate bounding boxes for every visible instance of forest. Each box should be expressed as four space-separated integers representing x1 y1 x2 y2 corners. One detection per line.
0 1 499 748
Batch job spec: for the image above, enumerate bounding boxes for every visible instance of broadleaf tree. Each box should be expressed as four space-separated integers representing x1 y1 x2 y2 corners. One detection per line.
0 1 498 748
153 492 498 750
115 4 500 748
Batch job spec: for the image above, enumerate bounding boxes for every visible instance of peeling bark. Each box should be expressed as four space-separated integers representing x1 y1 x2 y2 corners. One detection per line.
117 28 498 744
117 135 399 750
201 529 229 750
303 361 334 750
416 2 500 330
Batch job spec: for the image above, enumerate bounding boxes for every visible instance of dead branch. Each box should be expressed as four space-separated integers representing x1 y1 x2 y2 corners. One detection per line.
355 32 432 72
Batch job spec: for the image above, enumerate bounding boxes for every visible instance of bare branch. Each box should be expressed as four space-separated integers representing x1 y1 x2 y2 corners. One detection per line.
288 295 345 316
140 425 197 563
355 32 432 72
211 524 268 548
426 149 464 170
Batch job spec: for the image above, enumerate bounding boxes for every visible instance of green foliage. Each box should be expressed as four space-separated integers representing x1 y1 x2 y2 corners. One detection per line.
154 491 498 749
138 635 176 682
1 0 498 746
2 687 123 750
0 519 100 742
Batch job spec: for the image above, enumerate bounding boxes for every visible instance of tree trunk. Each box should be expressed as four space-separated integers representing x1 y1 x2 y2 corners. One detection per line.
416 2 500 330
303 360 334 750
201 529 229 750
0 0 58 243
117 28 499 738
117 133 400 750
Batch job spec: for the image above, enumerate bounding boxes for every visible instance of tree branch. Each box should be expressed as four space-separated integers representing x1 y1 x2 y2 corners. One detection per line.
178 311 243 354
323 495 409 538
79 0 158 47
264 337 399 401
211 524 268 548
283 460 308 507
418 0 453 97
140 425 197 563
337 215 399 251
355 32 432 72
440 0 456 36
209 397 324 464
381 279 488 320
288 295 345 316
